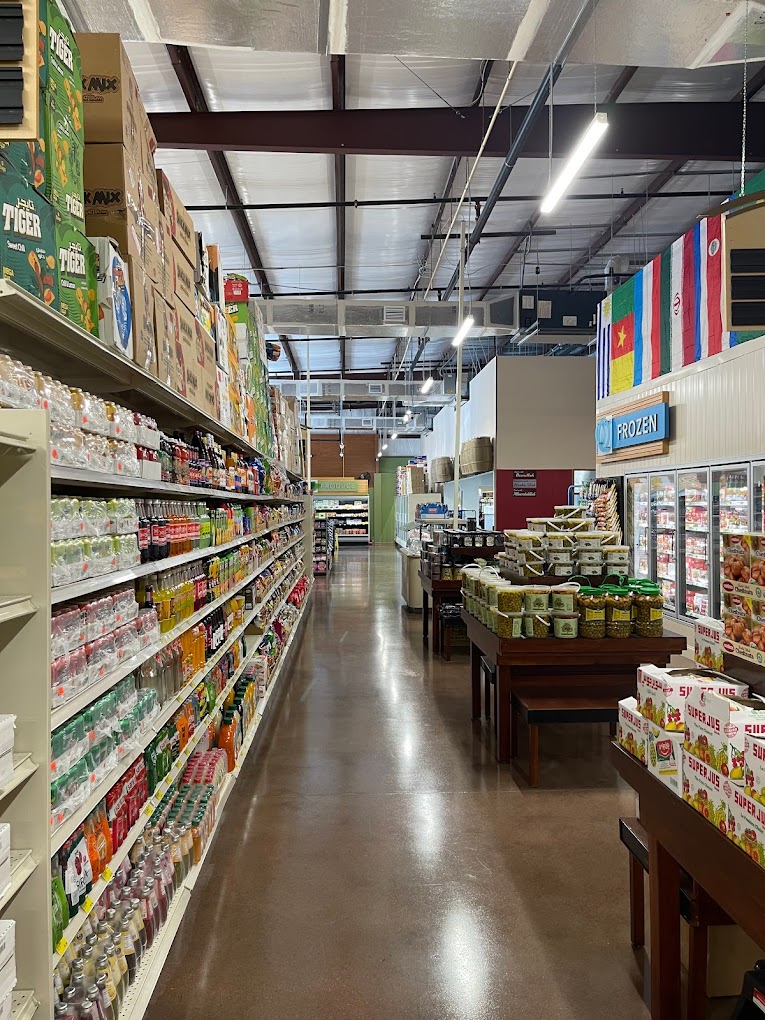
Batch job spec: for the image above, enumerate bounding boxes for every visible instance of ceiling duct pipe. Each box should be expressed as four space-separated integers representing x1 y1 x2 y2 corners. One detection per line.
441 0 600 301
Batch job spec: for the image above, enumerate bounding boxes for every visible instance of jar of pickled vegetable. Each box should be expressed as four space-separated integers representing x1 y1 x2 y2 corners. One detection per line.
496 584 524 613
603 587 633 638
633 582 664 637
497 611 523 639
577 587 606 638
524 612 551 639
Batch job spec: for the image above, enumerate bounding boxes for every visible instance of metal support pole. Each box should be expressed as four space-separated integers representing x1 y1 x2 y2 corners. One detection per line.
306 337 312 488
453 221 466 526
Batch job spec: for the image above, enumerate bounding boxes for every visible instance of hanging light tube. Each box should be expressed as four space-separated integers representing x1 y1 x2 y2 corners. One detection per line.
420 377 434 394
451 314 475 348
382 443 388 451
540 112 608 215
390 433 398 440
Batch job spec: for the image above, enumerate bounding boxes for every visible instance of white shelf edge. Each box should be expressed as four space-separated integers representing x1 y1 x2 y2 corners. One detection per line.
51 588 311 968
51 532 306 729
51 517 306 605
0 755 37 804
0 596 37 626
11 991 38 1020
112 594 312 1020
0 850 37 914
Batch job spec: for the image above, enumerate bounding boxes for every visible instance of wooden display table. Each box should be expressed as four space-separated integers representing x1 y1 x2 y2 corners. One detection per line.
462 609 686 764
419 571 463 655
612 741 765 1019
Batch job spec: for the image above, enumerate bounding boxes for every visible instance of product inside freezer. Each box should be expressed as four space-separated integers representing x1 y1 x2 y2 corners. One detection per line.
716 470 749 533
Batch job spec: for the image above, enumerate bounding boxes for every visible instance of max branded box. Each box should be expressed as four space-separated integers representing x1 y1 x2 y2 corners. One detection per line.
77 34 142 157
127 258 157 377
156 170 195 268
685 689 765 782
618 697 649 764
636 665 746 732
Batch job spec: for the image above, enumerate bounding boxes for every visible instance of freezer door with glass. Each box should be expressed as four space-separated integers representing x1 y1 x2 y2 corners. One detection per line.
627 476 650 579
678 468 710 619
752 462 765 532
651 472 677 614
712 464 751 618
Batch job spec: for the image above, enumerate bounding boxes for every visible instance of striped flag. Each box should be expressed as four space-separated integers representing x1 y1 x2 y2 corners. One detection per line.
596 212 759 399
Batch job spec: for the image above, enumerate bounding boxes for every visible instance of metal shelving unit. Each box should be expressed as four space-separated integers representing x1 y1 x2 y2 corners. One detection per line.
314 495 370 545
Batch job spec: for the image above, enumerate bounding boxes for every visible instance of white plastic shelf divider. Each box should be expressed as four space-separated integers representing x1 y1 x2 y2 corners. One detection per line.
0 754 37 805
0 428 35 455
0 596 36 626
0 850 37 913
51 531 306 729
51 465 305 504
11 991 38 1020
51 517 305 605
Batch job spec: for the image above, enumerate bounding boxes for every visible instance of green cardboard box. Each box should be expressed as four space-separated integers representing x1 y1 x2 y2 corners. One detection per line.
39 0 83 122
44 90 84 226
56 220 96 333
0 165 57 307
0 93 46 191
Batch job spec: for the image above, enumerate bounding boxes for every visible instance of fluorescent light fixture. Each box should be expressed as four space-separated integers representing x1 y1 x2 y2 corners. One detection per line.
382 443 388 451
540 112 608 215
451 314 475 348
403 411 411 422
390 432 398 440
420 377 434 394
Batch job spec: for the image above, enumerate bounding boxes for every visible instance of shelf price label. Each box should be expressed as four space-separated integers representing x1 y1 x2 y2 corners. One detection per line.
102 867 113 882
55 937 68 957
82 896 94 914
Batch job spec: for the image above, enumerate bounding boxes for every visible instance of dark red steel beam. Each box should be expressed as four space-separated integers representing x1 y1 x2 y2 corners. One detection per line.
149 103 765 162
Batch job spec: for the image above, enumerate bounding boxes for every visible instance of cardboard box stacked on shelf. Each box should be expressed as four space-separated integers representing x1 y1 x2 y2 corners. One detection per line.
396 460 428 495
226 276 274 456
0 0 98 327
269 389 302 476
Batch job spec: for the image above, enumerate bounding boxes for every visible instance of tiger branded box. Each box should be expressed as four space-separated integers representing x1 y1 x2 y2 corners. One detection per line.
684 689 765 782
41 0 83 104
636 665 747 732
43 90 84 227
56 222 97 333
683 750 728 830
0 96 46 192
647 723 684 796
156 170 195 267
91 236 132 358
0 167 57 307
617 697 648 765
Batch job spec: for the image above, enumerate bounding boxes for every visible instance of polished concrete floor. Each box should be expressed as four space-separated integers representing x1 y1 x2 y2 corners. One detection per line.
146 547 652 1019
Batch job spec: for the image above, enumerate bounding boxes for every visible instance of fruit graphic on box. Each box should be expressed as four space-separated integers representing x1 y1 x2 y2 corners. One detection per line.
744 734 765 803
618 697 648 764
683 751 728 832
694 617 725 672
685 689 765 781
636 665 747 732
56 221 96 333
0 167 57 306
730 785 765 866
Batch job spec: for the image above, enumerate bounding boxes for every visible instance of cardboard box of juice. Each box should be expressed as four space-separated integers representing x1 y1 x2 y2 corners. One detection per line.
636 665 747 732
684 689 765 781
647 723 684 796
618 697 649 764
90 236 132 357
744 734 765 803
56 220 97 333
728 783 765 865
694 617 725 671
0 165 58 306
683 750 728 830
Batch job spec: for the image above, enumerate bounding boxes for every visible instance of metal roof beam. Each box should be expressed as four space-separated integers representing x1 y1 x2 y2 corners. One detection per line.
150 102 765 162
165 44 298 378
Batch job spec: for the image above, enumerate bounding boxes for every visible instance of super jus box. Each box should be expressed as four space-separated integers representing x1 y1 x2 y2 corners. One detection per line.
744 733 765 803
636 665 747 732
684 689 765 782
683 749 728 830
729 783 765 865
695 616 725 671
0 165 57 307
618 697 648 764
90 236 132 358
56 221 97 334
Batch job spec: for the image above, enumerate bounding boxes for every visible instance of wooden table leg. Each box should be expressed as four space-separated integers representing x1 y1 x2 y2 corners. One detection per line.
687 924 708 1020
484 667 491 720
648 834 682 1020
432 594 440 655
470 641 481 720
510 698 519 758
442 624 451 662
495 665 512 763
422 590 429 644
528 723 539 787
629 854 645 949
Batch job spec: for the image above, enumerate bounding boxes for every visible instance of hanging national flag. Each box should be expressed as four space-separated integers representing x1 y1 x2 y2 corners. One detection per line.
610 278 635 393
596 297 611 400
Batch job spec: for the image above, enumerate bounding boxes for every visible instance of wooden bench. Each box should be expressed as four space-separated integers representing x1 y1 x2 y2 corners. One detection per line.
510 692 618 787
620 816 734 1017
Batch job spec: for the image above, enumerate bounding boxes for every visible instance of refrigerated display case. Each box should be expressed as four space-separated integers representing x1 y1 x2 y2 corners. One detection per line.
712 464 750 617
627 476 650 579
651 472 677 613
753 462 765 531
678 468 710 619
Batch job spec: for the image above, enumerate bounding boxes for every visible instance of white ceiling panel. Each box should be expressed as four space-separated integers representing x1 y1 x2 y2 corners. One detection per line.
190 50 331 110
293 340 340 372
484 63 624 106
619 64 757 103
126 43 189 111
348 338 397 371
346 55 484 108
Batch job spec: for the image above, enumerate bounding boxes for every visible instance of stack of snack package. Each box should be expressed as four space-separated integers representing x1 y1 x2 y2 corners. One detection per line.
226 275 274 455
0 0 99 333
269 388 303 476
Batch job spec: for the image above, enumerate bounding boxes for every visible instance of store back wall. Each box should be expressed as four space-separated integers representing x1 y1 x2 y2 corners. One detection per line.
310 434 378 478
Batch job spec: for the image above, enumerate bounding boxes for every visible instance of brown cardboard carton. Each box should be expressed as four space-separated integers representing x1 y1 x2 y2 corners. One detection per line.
127 258 157 377
156 213 174 302
174 298 199 403
173 245 195 314
201 361 217 420
206 243 224 304
153 288 175 389
156 169 195 267
77 34 142 157
84 143 142 261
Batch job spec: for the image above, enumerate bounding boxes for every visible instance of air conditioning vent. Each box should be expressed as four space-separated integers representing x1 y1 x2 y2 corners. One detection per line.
383 305 407 325
360 418 375 428
368 383 384 394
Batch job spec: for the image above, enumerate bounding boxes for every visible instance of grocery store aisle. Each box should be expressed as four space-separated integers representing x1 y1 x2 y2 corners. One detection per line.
145 547 648 1020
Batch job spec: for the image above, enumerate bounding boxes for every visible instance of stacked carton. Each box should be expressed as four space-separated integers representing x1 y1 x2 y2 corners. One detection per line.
269 388 302 476
0 0 98 333
226 276 274 455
